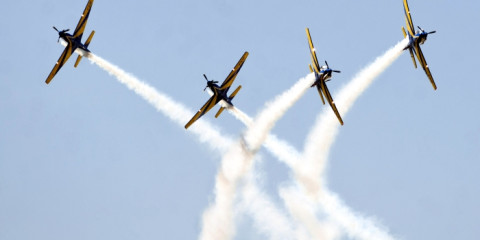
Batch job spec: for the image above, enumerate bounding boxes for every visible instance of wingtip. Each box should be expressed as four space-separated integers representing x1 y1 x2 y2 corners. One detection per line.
431 80 437 90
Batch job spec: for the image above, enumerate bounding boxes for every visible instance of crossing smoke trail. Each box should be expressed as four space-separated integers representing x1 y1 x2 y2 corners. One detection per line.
84 52 296 240
199 74 315 240
240 171 310 240
229 107 301 168
83 41 404 239
226 39 408 240
279 186 341 240
295 39 409 240
303 38 409 184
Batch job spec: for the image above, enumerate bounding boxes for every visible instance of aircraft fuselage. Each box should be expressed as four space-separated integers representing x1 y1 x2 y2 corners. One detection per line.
208 83 233 106
406 31 429 51
60 33 90 53
416 32 428 45
313 69 333 87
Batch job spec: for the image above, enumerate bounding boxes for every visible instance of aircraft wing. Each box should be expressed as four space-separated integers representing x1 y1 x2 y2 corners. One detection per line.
306 28 321 73
73 0 94 39
403 0 415 36
45 44 74 84
320 80 344 125
185 95 220 129
219 51 249 91
414 42 437 90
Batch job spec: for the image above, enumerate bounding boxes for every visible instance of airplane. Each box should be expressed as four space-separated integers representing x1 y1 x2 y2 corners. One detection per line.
305 28 344 125
45 0 95 84
402 0 437 90
185 52 249 129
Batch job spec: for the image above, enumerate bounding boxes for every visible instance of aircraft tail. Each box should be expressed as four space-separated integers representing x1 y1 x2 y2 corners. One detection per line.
84 30 95 48
408 48 417 69
401 27 412 51
215 85 242 118
74 31 95 68
229 85 242 99
401 27 418 68
74 55 83 68
309 64 314 73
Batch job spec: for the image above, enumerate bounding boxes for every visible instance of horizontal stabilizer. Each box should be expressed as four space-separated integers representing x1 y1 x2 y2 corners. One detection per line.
408 48 417 69
309 64 314 73
74 55 83 68
85 30 95 48
75 31 95 68
402 27 407 38
229 85 242 99
215 107 225 118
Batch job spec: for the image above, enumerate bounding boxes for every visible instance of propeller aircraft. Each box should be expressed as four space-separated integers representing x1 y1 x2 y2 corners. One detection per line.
45 0 95 84
306 28 344 125
402 0 437 90
185 52 249 129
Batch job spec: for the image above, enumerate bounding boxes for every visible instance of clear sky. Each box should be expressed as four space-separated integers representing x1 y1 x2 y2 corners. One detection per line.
1 0 479 239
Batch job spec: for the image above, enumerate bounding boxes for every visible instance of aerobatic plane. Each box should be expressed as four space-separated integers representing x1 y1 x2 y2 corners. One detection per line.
402 0 437 90
305 28 344 125
45 0 95 84
185 52 249 129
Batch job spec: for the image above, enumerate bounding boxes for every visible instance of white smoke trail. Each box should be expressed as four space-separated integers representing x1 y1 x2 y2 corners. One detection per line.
239 170 308 240
279 186 341 240
244 74 315 151
86 53 233 153
228 107 302 168
199 140 252 240
317 189 394 240
85 53 295 240
228 98 336 240
200 74 315 240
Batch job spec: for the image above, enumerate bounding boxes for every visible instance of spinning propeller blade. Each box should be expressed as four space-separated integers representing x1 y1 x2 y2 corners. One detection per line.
325 60 341 73
202 74 218 91
203 74 209 91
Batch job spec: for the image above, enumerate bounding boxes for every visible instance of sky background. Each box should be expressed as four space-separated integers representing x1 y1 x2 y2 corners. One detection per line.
1 0 479 239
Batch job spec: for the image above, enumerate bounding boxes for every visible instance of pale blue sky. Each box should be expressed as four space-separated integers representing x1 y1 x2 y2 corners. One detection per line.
1 0 479 239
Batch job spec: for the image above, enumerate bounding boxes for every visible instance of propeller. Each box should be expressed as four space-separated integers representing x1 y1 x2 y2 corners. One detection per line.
53 26 70 42
325 61 341 73
418 26 436 35
203 74 218 91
